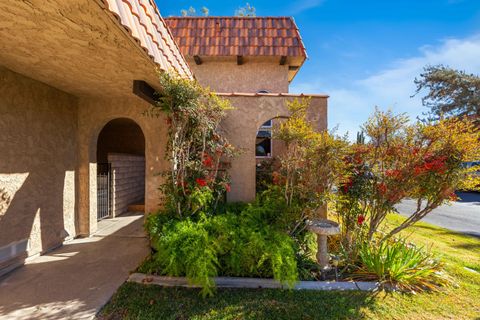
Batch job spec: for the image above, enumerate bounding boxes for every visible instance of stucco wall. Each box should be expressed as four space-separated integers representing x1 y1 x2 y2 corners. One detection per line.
221 95 328 203
189 59 289 93
0 67 78 270
77 96 169 235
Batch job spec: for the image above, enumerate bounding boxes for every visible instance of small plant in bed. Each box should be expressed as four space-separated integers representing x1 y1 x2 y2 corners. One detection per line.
352 238 452 292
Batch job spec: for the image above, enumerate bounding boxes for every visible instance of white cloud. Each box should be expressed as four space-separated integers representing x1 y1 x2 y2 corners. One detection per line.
291 34 480 138
289 0 325 14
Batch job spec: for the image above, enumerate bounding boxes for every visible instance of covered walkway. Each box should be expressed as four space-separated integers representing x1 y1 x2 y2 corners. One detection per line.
0 213 148 320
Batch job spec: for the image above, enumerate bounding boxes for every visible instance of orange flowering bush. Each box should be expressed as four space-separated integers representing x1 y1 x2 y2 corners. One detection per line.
338 109 480 243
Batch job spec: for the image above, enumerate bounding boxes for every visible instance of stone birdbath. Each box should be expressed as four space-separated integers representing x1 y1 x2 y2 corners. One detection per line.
306 219 341 273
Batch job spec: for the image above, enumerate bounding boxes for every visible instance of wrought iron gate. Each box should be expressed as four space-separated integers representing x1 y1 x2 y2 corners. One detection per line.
97 163 112 220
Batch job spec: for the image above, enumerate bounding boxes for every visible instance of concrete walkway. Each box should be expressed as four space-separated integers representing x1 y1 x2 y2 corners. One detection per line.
0 213 149 320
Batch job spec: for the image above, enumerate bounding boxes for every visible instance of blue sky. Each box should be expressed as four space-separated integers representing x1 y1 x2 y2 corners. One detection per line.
157 0 480 137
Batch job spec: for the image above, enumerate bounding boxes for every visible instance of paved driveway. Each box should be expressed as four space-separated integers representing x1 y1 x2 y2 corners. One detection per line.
395 192 480 238
0 213 149 320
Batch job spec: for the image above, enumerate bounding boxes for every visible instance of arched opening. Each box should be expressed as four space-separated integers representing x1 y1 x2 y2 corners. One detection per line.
96 118 145 220
255 117 288 194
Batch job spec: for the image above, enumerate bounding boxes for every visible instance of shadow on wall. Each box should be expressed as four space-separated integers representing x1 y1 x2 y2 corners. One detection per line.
0 66 77 275
0 169 73 274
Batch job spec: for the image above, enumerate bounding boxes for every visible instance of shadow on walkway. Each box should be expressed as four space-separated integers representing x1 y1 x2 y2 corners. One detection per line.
0 212 148 320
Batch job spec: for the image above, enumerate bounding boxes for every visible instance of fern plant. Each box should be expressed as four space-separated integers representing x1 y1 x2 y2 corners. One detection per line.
147 210 299 296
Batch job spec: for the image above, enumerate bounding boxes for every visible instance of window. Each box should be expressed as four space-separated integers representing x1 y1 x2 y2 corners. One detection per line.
261 120 272 128
256 120 273 157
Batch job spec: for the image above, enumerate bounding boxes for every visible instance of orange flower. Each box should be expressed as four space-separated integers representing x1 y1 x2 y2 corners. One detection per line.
448 192 458 201
386 169 402 179
202 153 214 168
377 182 387 195
272 171 281 185
414 165 426 176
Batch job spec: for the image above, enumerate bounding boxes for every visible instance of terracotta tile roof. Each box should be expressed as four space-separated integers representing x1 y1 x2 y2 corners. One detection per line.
102 0 192 78
164 17 307 58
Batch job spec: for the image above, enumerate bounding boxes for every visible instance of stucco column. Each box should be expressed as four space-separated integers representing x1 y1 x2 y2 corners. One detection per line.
77 138 98 236
143 117 168 214
228 147 257 202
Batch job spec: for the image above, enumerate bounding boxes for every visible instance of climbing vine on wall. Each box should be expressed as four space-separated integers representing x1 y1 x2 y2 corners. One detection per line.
146 71 235 217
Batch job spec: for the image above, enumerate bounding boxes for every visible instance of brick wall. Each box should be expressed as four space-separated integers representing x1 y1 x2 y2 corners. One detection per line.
108 153 145 216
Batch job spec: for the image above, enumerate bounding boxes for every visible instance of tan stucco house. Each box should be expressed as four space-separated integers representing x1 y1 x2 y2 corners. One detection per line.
0 0 328 276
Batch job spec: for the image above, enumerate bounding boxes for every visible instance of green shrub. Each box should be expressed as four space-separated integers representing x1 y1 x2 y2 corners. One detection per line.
253 186 306 235
155 218 218 295
146 210 298 296
354 238 451 292
214 201 248 215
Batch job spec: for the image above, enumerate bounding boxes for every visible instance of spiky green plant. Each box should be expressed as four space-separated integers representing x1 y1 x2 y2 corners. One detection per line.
353 238 452 292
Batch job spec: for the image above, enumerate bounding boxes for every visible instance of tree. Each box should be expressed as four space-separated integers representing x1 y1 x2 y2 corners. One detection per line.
338 109 480 244
356 131 365 144
180 6 209 17
414 65 480 120
180 6 196 17
272 98 349 235
201 6 209 16
235 3 256 17
179 3 256 17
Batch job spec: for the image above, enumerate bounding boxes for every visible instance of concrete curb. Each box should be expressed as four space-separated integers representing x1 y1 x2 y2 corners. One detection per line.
128 273 379 291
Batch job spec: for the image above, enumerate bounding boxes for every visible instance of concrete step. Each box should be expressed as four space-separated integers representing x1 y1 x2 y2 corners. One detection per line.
128 203 145 213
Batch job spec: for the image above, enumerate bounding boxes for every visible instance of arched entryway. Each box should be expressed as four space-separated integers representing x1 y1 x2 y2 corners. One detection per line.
255 117 288 194
96 118 146 220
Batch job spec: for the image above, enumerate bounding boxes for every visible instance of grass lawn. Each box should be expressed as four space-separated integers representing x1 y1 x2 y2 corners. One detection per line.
98 214 480 320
